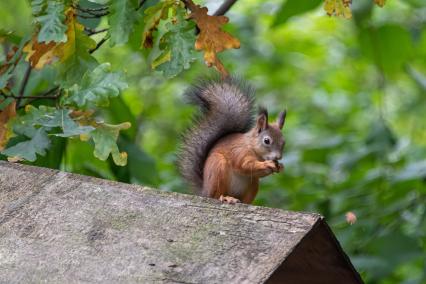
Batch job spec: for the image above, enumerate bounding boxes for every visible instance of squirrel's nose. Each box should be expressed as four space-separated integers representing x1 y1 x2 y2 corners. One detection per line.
272 152 282 161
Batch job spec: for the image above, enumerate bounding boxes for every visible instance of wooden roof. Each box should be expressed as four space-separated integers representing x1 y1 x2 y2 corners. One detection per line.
0 161 363 283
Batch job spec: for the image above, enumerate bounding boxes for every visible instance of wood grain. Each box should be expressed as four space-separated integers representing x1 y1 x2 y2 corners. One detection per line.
0 161 362 283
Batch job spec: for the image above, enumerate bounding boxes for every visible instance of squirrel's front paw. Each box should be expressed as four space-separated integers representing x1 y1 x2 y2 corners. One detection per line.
219 195 241 204
273 160 284 173
263 160 282 173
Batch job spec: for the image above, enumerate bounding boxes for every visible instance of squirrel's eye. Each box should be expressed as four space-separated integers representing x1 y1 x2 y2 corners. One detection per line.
263 137 271 145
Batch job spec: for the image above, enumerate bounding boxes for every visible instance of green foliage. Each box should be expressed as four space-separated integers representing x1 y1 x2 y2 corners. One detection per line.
89 122 131 166
273 0 322 26
119 138 160 185
1 105 94 161
359 25 413 75
153 8 197 78
39 109 95 137
65 63 128 107
108 0 138 46
31 0 48 17
35 1 67 43
58 19 98 86
1 1 425 283
0 97 14 111
0 39 26 88
0 65 13 89
141 0 176 49
2 128 50 161
32 135 66 168
0 30 23 45
10 105 54 137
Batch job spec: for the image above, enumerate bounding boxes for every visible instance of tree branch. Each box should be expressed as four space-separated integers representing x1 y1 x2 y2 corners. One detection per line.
17 88 62 109
182 0 238 15
16 64 32 108
181 0 196 11
0 86 62 110
85 27 109 36
90 36 109 54
16 95 60 99
213 0 238 16
0 92 60 100
36 86 60 98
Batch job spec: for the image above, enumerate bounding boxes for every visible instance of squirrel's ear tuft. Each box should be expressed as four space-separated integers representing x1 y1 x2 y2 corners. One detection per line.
277 110 286 130
256 107 268 133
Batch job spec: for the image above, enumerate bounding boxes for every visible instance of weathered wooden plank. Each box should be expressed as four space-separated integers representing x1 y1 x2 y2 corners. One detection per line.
0 161 362 283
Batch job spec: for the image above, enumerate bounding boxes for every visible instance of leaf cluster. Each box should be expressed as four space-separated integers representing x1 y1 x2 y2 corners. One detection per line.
0 0 245 165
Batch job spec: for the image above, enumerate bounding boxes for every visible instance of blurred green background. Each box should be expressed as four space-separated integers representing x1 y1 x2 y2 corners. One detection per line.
1 0 425 283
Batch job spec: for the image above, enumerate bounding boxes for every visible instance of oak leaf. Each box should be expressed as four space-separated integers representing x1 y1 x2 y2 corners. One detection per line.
152 7 197 78
23 6 70 69
108 0 138 46
90 122 131 166
2 127 50 162
1 105 95 162
186 0 240 76
36 1 68 43
0 100 16 151
0 46 19 84
23 8 96 73
324 0 352 19
0 47 19 89
31 0 47 17
141 0 176 48
374 0 386 7
58 10 97 86
65 63 128 108
23 37 57 69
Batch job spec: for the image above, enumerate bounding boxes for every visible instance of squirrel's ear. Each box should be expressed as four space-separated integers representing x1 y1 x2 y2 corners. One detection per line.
256 107 268 133
277 110 286 130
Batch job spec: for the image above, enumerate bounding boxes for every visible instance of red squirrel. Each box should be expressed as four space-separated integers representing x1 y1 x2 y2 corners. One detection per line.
178 77 286 204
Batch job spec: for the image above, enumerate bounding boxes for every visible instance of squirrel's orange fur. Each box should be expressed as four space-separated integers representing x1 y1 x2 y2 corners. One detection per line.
178 78 286 204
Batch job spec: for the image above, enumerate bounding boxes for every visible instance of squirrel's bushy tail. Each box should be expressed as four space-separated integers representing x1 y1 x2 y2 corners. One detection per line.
178 77 255 192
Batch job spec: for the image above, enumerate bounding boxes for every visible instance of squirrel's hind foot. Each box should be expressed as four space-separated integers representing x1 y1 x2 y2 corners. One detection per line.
219 195 241 204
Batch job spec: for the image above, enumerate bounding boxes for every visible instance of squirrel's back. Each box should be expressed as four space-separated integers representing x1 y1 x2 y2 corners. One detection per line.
178 77 255 191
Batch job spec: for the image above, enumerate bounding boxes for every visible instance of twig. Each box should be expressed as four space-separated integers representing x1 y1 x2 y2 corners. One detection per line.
16 87 62 109
85 27 109 36
0 92 61 109
181 0 195 11
1 92 60 100
182 0 238 15
89 36 109 54
0 86 61 108
36 86 60 98
16 64 32 108
17 95 60 99
0 86 59 99
213 0 238 16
